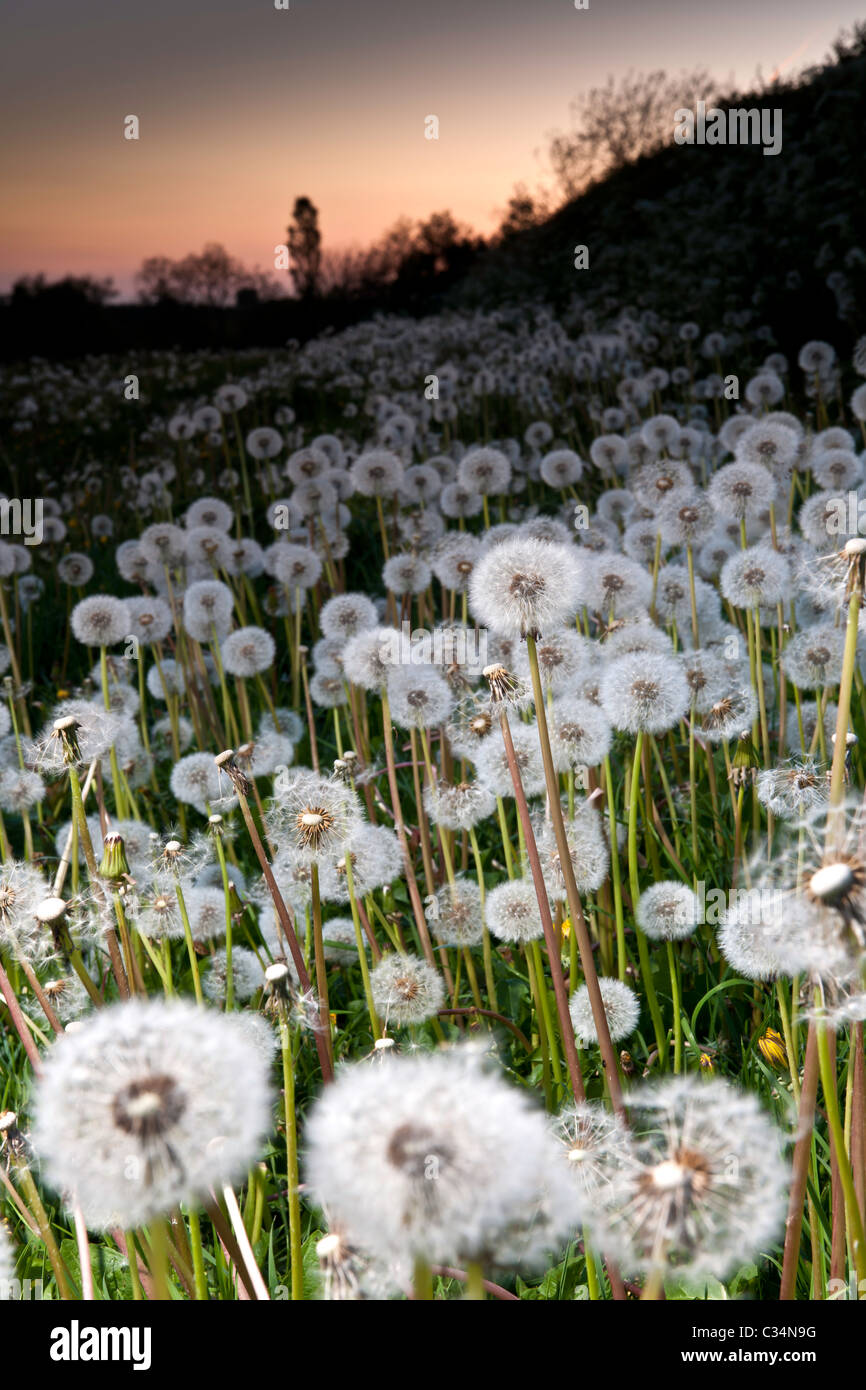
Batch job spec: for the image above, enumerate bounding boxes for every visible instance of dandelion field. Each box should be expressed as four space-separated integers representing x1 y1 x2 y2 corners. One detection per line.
1 312 866 1311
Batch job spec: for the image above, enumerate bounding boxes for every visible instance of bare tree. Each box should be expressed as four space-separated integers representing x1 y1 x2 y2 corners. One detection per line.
136 244 282 305
549 68 715 199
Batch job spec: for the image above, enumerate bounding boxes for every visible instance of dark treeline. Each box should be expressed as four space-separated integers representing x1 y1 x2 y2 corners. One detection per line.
0 205 489 361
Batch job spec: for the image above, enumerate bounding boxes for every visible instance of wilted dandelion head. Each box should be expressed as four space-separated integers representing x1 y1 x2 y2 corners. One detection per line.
700 686 759 744
603 1076 788 1282
31 998 272 1231
755 758 829 820
552 1101 635 1200
268 769 362 861
722 801 866 984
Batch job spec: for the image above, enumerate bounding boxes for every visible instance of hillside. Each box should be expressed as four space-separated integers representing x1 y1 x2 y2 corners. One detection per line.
451 28 866 359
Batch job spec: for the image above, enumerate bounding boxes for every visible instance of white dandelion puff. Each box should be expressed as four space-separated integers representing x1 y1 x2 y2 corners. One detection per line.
370 953 444 1027
30 998 272 1231
570 978 639 1046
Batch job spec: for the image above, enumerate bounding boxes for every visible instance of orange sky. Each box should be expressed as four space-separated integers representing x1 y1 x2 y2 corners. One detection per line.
1 0 861 297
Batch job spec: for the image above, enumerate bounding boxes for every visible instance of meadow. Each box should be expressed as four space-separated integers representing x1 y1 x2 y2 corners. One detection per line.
0 303 865 1302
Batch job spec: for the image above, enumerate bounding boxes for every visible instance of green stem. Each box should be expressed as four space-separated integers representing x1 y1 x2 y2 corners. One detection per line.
628 732 666 1067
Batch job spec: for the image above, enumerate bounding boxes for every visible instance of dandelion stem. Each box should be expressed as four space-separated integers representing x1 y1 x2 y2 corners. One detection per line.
496 706 585 1103
815 1003 866 1286
526 634 622 1111
627 732 666 1068
222 1183 269 1300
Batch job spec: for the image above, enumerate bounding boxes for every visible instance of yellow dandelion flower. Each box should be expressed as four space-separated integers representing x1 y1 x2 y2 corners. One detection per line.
758 1027 787 1069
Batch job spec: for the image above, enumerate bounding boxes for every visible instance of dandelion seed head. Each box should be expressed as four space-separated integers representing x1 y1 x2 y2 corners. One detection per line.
371 954 444 1027
469 537 581 638
31 998 272 1231
570 978 639 1046
637 882 700 941
601 650 690 735
305 1048 581 1270
484 878 545 944
70 595 130 649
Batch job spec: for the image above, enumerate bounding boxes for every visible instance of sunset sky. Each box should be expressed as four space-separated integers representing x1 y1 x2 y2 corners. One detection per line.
2 0 862 298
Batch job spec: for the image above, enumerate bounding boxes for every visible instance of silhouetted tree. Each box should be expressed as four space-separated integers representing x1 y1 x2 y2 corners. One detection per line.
287 197 322 298
549 67 715 198
10 274 118 306
495 184 550 241
136 244 282 306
